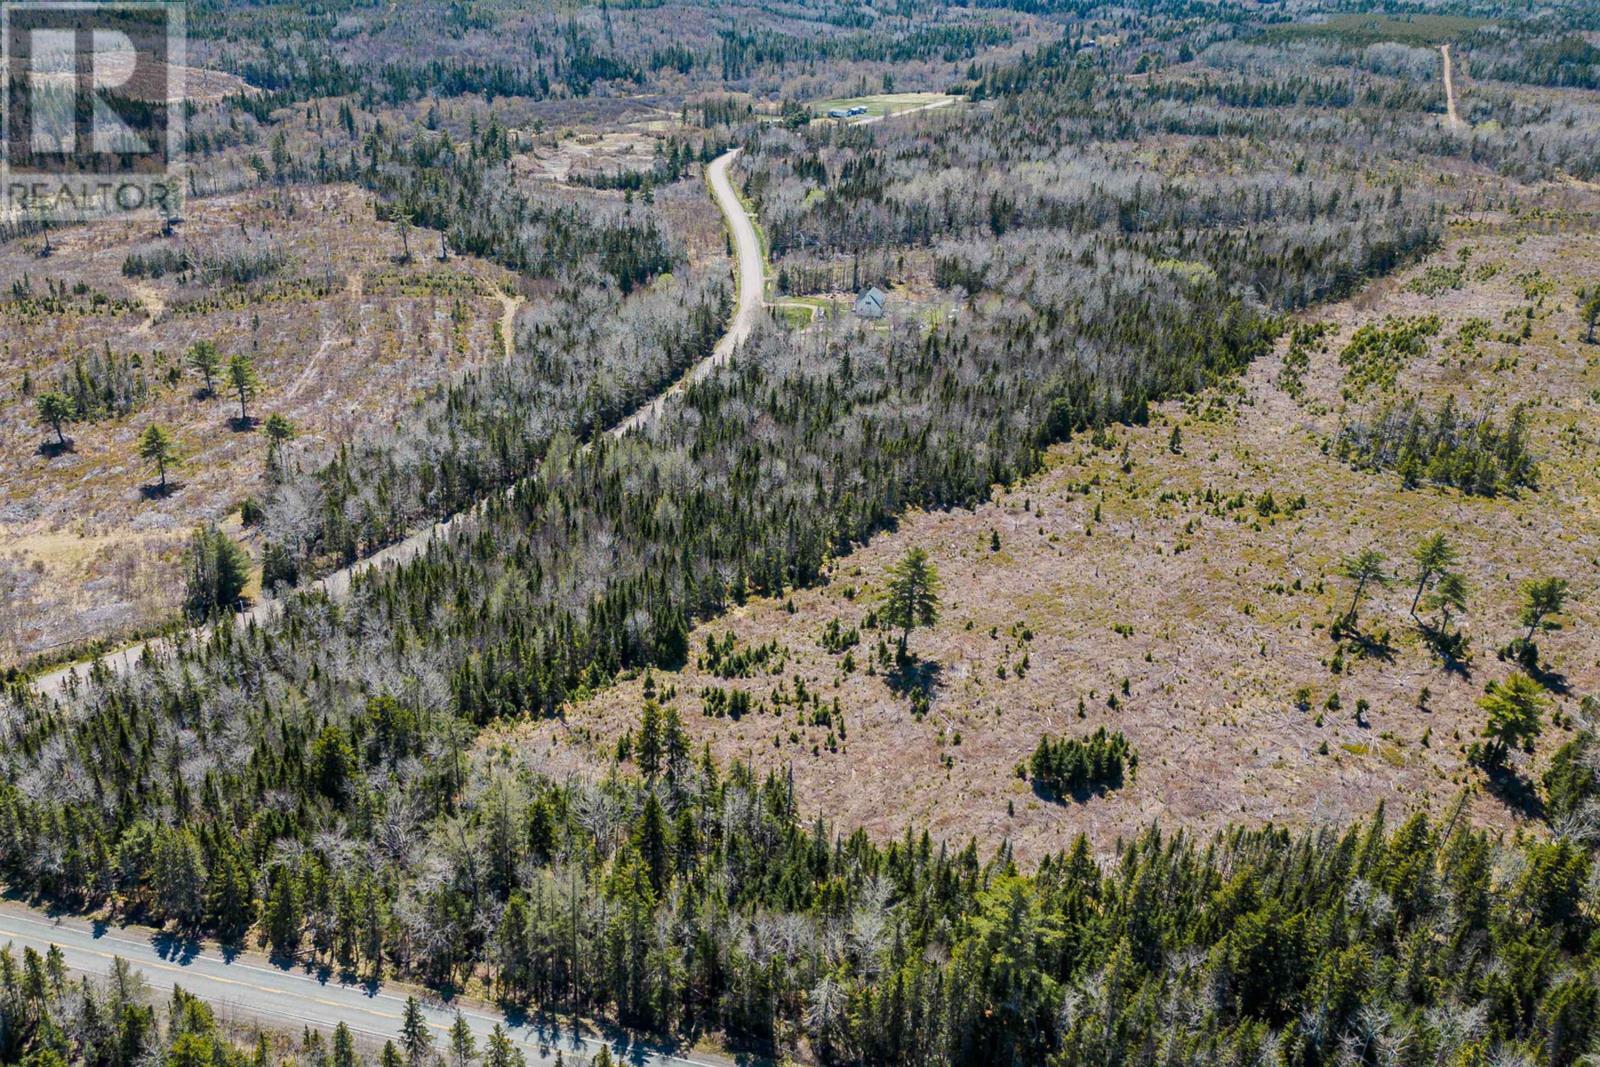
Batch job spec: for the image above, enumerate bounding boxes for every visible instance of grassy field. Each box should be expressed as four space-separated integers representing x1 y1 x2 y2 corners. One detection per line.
773 294 841 327
1261 13 1492 46
491 214 1600 860
811 92 956 118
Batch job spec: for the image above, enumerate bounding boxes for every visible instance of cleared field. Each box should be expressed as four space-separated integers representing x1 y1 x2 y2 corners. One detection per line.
515 110 683 185
1261 13 1492 46
0 183 517 665
811 91 956 118
493 217 1600 860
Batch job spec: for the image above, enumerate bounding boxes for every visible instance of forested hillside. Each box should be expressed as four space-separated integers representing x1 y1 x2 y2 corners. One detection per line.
7 0 1600 1064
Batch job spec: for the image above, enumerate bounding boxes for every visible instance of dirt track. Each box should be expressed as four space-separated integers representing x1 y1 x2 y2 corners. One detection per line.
31 148 761 700
1441 44 1464 130
31 100 960 700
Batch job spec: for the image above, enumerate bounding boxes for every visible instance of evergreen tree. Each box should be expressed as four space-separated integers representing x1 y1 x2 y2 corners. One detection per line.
264 413 296 467
635 793 670 893
310 724 357 806
1520 576 1570 646
228 353 260 424
1478 672 1546 769
138 424 179 492
883 547 941 654
207 845 256 942
264 865 302 958
35 392 73 448
188 341 222 396
184 524 251 618
1339 548 1389 631
448 1011 476 1067
1423 570 1469 647
662 705 690 789
152 829 207 931
1410 532 1458 619
333 1023 359 1067
483 1024 514 1067
400 996 432 1067
637 701 663 780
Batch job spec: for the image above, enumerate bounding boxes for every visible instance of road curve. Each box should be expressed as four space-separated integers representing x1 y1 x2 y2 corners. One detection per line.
0 903 732 1067
31 147 764 701
30 98 963 700
612 149 763 435
12 95 955 1064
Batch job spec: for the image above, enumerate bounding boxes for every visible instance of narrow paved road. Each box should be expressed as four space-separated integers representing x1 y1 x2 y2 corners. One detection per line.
32 147 764 701
0 904 730 1067
1440 44 1464 129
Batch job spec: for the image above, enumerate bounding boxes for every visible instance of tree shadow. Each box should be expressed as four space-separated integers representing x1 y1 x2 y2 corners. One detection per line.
263 948 354 983
139 481 180 500
228 415 257 433
1419 625 1472 678
1342 630 1396 664
3 886 77 918
36 439 74 458
150 929 201 965
885 656 941 700
1031 778 1119 805
265 947 301 970
496 1000 773 1066
1484 763 1545 820
1527 661 1572 696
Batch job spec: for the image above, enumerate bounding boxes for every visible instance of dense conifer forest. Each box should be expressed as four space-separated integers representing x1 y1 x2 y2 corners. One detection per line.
8 0 1600 1063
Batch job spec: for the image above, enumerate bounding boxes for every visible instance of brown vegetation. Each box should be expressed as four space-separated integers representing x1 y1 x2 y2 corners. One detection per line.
0 184 514 663
498 219 1600 860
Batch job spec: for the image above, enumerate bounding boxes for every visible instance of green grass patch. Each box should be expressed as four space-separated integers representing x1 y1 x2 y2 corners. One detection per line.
775 304 814 329
1153 258 1219 285
1260 13 1490 47
810 92 953 119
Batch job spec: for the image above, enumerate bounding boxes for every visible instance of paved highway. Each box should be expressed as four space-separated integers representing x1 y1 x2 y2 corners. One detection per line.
0 904 730 1067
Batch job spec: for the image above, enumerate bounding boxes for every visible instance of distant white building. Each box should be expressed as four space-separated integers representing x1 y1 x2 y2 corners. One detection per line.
853 286 887 318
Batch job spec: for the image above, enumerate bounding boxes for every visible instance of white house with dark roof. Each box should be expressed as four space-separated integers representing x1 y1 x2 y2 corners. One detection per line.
853 286 887 319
